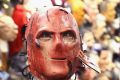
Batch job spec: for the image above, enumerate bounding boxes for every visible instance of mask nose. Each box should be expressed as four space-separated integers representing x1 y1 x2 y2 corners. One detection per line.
54 34 64 52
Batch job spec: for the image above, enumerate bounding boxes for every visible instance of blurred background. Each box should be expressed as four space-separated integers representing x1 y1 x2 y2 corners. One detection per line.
0 0 120 80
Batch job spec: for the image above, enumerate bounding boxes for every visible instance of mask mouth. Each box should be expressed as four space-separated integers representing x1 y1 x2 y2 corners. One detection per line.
51 58 66 60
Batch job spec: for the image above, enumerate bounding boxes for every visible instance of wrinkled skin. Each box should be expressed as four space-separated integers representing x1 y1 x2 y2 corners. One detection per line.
25 7 81 80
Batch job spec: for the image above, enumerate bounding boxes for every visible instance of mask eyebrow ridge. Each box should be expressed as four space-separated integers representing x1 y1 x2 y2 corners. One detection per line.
36 30 54 39
61 30 76 37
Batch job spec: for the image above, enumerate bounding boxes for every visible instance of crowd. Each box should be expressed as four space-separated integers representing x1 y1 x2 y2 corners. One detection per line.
0 0 120 80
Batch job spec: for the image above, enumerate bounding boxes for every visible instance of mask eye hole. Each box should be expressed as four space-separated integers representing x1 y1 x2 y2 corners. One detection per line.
36 31 53 41
62 30 76 42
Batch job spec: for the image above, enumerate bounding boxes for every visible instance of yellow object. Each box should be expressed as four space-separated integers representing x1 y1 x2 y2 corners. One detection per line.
67 0 85 26
115 36 120 42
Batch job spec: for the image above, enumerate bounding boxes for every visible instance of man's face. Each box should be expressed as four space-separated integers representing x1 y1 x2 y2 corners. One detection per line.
26 7 81 79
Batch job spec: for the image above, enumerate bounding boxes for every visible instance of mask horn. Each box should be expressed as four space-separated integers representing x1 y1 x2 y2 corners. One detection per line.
77 50 101 73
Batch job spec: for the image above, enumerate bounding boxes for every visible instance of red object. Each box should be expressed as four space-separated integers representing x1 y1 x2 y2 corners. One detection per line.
25 6 100 79
9 5 31 57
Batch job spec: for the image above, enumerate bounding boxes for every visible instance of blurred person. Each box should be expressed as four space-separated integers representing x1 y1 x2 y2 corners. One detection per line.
24 6 100 80
83 0 99 23
98 1 116 36
83 31 95 50
99 32 120 62
98 49 114 72
99 32 111 49
0 1 18 80
98 49 120 80
0 0 18 72
92 13 107 41
82 30 100 63
99 1 116 23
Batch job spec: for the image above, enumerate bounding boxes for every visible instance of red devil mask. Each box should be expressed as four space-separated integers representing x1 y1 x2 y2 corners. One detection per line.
25 6 100 80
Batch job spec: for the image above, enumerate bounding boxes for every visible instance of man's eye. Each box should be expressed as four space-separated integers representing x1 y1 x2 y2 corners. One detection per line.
62 31 76 42
39 31 53 41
